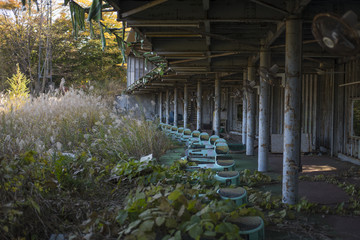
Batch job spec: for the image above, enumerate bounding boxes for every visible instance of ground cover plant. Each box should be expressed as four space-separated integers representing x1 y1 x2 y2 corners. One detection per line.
0 82 173 239
1 72 360 239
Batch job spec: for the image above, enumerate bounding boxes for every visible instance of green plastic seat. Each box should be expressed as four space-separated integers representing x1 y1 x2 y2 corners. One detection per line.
180 128 192 142
214 138 227 145
233 216 265 240
215 142 230 155
217 187 247 205
186 130 201 146
173 127 184 140
208 135 220 146
199 132 210 142
214 171 239 186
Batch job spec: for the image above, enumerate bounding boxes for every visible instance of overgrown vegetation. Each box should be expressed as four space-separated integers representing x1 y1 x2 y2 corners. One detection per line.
0 1 126 93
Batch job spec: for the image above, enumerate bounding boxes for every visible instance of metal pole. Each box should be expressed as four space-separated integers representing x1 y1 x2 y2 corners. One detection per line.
174 88 178 126
184 84 188 128
166 89 170 124
197 80 202 130
282 16 302 205
258 47 271 172
214 74 221 136
159 92 163 123
246 58 256 155
242 70 248 145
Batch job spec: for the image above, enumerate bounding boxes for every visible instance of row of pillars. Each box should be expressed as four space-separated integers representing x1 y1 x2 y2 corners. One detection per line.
158 17 301 205
158 75 220 135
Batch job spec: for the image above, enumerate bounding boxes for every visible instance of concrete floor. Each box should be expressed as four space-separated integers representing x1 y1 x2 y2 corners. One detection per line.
159 143 360 240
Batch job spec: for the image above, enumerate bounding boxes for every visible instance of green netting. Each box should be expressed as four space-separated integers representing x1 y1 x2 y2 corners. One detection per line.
69 1 86 38
87 0 102 22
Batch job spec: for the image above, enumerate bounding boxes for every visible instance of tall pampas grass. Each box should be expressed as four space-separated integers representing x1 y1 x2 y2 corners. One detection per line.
0 89 171 160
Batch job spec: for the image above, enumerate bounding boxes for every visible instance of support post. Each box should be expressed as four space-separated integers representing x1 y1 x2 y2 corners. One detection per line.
258 47 271 172
184 84 188 128
159 92 163 123
174 88 178 126
166 89 170 124
242 70 248 145
214 74 221 136
246 59 256 155
197 80 202 130
282 16 302 204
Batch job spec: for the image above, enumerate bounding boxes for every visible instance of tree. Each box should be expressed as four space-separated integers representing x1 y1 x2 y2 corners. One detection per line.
0 0 126 94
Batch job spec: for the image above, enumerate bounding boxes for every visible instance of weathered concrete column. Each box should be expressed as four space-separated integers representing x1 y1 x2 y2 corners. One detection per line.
214 74 221 136
159 92 163 123
282 16 302 204
183 84 188 128
242 70 247 145
196 80 202 130
258 47 271 172
246 58 256 155
166 89 170 124
174 88 178 126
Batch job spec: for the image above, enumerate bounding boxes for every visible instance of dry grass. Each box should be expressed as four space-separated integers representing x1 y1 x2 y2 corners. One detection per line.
0 89 171 160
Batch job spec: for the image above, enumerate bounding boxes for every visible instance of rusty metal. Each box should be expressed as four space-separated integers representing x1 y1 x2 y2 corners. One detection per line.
282 16 302 205
174 88 178 126
246 59 256 156
159 92 163 123
166 89 170 124
242 70 247 145
197 80 202 130
184 84 188 128
258 47 270 172
214 74 221 135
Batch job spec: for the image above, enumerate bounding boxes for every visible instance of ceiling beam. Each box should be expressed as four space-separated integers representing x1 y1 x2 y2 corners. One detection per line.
250 0 289 15
121 0 168 18
253 0 312 63
169 52 241 65
145 32 202 38
126 19 282 24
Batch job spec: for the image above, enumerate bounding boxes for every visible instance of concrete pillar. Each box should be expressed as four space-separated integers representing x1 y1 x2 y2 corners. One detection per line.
174 88 178 126
196 80 202 130
242 70 247 145
214 74 221 135
214 74 221 136
258 47 271 172
166 89 170 124
159 92 163 123
246 59 256 155
184 84 188 128
282 16 302 204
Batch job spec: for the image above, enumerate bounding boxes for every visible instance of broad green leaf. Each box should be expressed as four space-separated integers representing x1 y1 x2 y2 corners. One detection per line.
177 205 186 217
215 222 237 234
155 216 165 226
168 189 183 201
203 231 216 237
138 209 152 219
174 230 182 240
139 220 154 232
165 218 177 229
124 219 141 235
117 210 128 224
188 224 203 239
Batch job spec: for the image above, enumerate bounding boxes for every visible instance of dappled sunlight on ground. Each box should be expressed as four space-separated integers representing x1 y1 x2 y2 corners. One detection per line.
302 164 337 173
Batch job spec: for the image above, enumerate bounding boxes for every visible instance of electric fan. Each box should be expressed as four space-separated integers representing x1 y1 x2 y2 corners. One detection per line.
312 10 360 56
